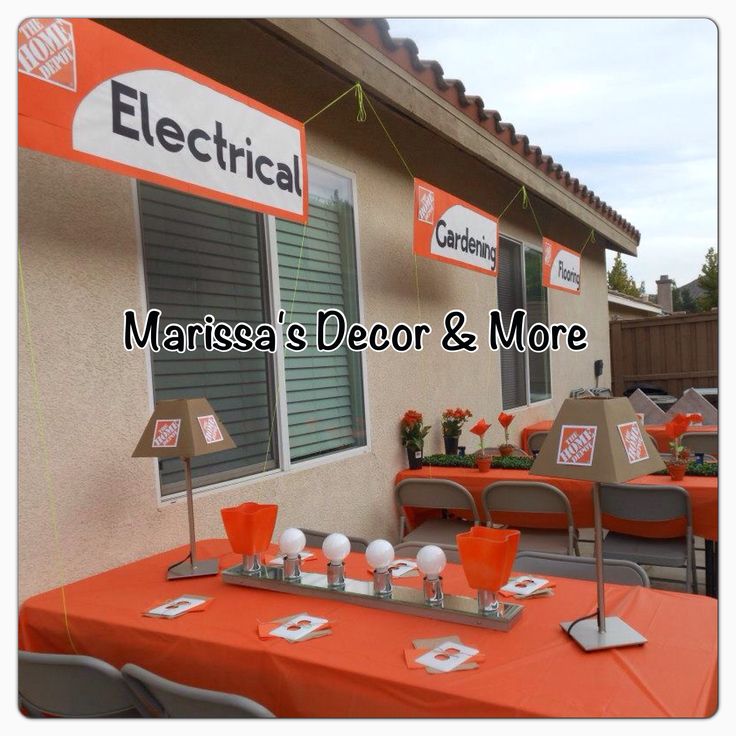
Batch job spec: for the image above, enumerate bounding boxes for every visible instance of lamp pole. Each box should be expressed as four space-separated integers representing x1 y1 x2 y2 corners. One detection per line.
592 481 606 632
183 456 197 568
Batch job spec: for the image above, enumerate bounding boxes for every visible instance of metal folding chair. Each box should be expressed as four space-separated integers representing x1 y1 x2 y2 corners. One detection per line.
599 482 696 593
121 663 274 718
395 479 479 545
526 431 548 455
680 432 718 459
301 529 369 553
19 651 139 718
513 551 650 586
482 481 579 556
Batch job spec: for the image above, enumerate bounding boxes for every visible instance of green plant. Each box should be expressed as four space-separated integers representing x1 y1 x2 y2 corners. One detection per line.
441 407 473 437
400 409 431 450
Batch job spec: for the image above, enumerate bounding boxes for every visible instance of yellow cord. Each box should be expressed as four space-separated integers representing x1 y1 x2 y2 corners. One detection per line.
18 247 78 654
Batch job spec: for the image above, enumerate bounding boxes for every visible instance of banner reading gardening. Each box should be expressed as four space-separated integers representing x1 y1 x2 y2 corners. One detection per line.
18 18 308 223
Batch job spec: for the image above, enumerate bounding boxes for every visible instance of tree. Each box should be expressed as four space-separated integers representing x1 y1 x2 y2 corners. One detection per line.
607 253 640 297
697 247 718 310
673 286 699 313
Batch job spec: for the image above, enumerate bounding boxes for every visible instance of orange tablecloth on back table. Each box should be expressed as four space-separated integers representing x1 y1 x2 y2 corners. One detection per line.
520 420 718 454
395 467 717 541
19 539 716 717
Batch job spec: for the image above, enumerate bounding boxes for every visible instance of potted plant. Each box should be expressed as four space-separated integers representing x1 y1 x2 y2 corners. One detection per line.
469 418 492 472
497 412 515 457
400 409 431 470
664 413 693 480
441 407 473 455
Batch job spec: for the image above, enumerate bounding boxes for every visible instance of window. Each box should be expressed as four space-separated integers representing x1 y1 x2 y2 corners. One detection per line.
497 237 551 409
138 162 366 497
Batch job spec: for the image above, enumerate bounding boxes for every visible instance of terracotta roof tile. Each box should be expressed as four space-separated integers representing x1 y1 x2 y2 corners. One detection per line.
340 18 640 244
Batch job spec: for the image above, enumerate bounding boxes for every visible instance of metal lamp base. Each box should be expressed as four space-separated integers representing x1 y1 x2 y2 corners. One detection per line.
167 557 219 580
560 616 647 652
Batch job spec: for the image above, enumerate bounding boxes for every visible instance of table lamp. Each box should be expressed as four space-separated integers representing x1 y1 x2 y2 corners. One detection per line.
530 397 665 651
133 398 236 580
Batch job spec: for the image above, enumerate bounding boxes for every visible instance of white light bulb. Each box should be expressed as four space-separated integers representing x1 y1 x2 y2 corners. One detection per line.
322 533 351 564
416 545 447 579
279 527 306 558
365 539 394 572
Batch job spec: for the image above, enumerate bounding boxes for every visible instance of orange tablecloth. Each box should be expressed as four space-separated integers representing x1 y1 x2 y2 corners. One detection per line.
395 467 718 541
645 424 718 452
19 539 717 717
520 420 718 455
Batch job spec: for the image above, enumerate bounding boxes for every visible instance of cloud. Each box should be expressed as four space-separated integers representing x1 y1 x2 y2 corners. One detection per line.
386 18 717 288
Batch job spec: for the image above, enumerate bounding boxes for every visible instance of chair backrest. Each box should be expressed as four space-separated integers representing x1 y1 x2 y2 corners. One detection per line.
485 446 531 458
680 432 718 457
526 431 548 453
513 551 650 587
660 452 717 464
121 664 274 718
394 479 480 521
394 541 460 564
599 483 692 526
482 481 574 526
301 529 369 553
18 651 139 717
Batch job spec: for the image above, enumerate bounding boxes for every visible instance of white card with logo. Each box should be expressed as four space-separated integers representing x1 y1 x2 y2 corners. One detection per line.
267 551 314 566
269 614 328 642
501 576 549 597
390 559 418 577
414 641 479 673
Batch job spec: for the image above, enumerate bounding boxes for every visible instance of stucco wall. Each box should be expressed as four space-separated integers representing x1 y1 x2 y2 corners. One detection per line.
19 20 614 600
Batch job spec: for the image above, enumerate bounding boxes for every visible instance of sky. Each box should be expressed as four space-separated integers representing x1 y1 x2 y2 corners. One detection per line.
386 18 717 293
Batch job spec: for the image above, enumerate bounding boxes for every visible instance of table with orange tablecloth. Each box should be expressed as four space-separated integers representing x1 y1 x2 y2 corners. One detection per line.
18 538 717 717
395 467 718 541
645 424 718 452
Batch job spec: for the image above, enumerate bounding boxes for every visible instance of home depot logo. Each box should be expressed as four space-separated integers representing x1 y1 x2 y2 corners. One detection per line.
198 415 224 444
417 186 435 224
152 419 181 448
18 18 76 91
617 421 649 464
557 425 597 466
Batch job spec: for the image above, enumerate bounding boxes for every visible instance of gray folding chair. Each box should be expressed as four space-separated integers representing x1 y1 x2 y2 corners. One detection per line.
513 551 650 587
485 446 531 458
660 452 717 464
526 431 548 455
680 432 718 459
394 541 461 564
482 481 579 556
599 483 696 593
121 664 274 718
395 479 479 545
18 651 139 718
301 529 369 553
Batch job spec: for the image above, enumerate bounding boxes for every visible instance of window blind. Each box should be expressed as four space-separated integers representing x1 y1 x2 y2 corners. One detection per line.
275 168 366 462
138 183 277 494
524 247 552 402
497 238 527 410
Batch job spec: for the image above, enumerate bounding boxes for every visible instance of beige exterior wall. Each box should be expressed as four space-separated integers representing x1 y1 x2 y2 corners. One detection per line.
19 21 614 600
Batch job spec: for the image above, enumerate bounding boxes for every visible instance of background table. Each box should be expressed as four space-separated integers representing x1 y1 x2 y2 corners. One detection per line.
19 539 717 717
519 420 718 454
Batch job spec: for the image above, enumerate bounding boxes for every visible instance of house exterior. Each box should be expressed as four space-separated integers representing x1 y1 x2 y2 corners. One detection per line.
608 289 665 320
18 18 643 599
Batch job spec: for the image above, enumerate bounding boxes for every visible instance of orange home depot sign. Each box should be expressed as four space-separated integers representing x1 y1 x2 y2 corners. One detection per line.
556 425 597 466
617 421 650 464
413 179 498 276
18 18 308 223
152 419 181 449
543 238 581 294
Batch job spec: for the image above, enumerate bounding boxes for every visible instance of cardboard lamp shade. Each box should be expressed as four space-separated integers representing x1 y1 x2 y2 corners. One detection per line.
530 397 665 483
530 398 666 652
132 398 235 459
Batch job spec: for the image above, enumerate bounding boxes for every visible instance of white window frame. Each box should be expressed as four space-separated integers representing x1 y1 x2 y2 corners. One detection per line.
133 156 371 507
498 234 553 413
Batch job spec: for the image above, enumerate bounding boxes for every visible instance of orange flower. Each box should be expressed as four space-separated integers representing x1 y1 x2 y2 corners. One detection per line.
402 410 423 427
664 413 691 441
687 412 703 424
497 412 514 429
469 419 491 437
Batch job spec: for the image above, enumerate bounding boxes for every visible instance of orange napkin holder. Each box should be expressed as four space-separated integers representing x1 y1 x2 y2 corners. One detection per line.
456 526 520 591
221 502 278 555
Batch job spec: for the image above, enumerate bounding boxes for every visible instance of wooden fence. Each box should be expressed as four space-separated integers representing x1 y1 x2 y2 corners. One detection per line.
609 311 718 398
